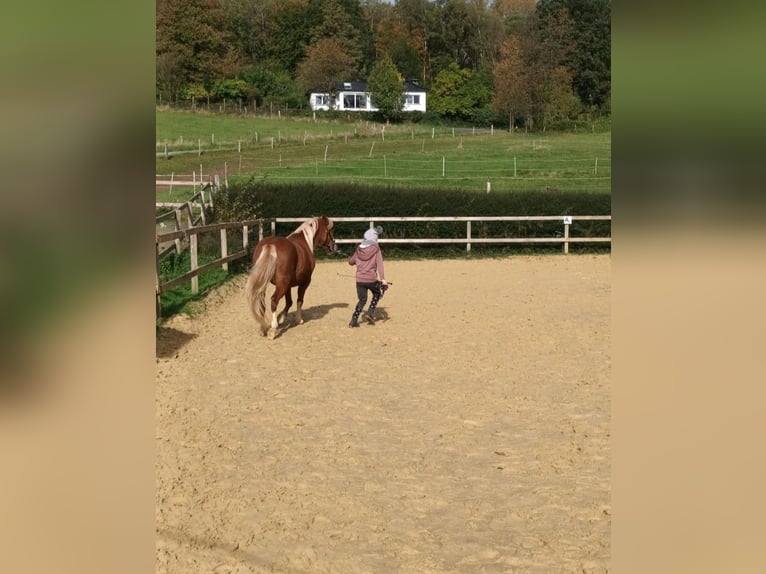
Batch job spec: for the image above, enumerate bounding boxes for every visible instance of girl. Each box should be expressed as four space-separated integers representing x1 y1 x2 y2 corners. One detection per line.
347 226 388 327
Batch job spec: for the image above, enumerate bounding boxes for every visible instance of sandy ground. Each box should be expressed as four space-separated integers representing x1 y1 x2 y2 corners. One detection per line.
156 255 611 574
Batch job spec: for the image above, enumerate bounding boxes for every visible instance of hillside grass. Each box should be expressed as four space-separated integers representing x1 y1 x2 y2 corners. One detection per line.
156 109 611 199
156 109 611 318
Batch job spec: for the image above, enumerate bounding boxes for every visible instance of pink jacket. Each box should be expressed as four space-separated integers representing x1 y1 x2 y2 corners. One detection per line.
348 243 385 283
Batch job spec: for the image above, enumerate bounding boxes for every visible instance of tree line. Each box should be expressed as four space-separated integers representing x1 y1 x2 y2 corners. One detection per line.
156 0 610 129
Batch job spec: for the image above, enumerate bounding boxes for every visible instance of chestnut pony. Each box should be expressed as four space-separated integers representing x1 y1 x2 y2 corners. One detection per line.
245 216 336 339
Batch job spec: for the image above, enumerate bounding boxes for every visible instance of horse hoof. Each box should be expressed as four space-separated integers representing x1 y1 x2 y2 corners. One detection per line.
267 328 278 340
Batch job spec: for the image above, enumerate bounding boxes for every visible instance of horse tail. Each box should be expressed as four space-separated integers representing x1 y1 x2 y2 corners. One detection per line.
245 244 277 329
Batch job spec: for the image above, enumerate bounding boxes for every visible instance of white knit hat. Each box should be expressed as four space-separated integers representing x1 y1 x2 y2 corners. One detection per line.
363 228 378 242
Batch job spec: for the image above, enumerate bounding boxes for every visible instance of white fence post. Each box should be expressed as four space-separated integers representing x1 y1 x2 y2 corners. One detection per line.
220 228 228 271
190 233 199 294
466 221 472 254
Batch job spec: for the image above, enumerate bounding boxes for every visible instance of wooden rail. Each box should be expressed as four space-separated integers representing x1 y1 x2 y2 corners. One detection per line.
273 215 611 254
156 214 610 317
155 184 217 258
155 173 219 196
155 218 272 316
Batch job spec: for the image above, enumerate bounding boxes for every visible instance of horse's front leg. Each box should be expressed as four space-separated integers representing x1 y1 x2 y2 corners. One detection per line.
277 289 293 326
295 282 310 325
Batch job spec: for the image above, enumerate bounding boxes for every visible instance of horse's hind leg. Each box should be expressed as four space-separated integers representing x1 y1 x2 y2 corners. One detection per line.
277 289 293 326
268 286 288 339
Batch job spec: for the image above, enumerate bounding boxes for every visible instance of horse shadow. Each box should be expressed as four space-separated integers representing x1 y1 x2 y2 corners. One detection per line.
156 326 197 358
279 301 349 333
280 304 391 333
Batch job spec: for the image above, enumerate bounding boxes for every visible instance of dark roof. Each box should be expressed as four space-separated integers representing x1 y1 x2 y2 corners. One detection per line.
326 80 427 93
333 81 366 92
404 80 427 93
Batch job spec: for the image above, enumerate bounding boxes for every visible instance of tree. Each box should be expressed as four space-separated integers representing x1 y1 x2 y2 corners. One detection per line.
156 51 184 102
541 66 581 127
265 1 313 73
514 3 578 128
296 39 357 106
239 66 304 109
308 0 370 73
367 53 406 121
430 62 490 121
492 0 536 34
210 78 249 101
535 0 610 109
156 0 240 101
492 35 532 129
395 0 439 83
374 13 422 80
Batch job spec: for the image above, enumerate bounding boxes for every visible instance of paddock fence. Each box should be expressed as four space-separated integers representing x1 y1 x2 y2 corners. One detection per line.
273 216 611 255
156 214 610 316
155 218 272 316
155 180 219 258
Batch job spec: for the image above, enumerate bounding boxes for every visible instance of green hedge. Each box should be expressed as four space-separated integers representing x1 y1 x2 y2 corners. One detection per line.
217 180 611 257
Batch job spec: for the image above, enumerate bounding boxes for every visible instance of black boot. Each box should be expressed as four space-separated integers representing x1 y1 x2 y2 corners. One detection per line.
365 291 381 324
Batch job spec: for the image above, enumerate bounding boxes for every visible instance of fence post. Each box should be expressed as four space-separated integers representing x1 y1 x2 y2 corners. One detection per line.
243 224 249 252
173 210 183 253
155 237 162 318
220 228 228 271
466 220 472 254
198 190 207 225
271 220 276 237
563 216 572 254
185 202 194 228
190 232 199 294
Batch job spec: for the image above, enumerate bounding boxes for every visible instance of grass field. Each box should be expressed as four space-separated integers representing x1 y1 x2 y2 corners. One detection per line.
155 108 611 317
156 109 611 199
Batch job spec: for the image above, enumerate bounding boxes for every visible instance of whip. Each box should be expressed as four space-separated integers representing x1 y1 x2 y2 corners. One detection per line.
336 272 393 286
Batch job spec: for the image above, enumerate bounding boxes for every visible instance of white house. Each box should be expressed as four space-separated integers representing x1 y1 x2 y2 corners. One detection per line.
309 80 427 113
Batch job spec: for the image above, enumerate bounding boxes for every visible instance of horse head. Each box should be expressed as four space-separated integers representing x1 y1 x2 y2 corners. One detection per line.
314 216 337 253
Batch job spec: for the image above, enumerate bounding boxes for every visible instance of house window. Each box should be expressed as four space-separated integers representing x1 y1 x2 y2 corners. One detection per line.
406 94 420 105
315 94 329 106
343 93 367 109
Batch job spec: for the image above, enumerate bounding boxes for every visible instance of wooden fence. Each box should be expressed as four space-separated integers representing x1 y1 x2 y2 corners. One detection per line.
156 182 217 259
155 218 271 315
155 214 610 316
155 172 218 195
272 216 611 255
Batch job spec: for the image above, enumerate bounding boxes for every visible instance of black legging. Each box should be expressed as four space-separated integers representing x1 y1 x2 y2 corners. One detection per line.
352 281 382 318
